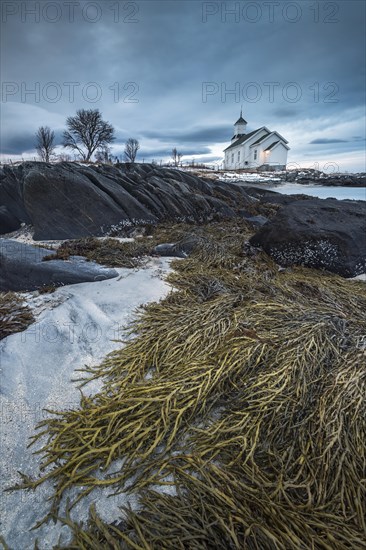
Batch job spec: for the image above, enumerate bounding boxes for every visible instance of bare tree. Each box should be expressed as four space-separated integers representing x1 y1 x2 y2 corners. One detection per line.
57 153 72 162
171 147 183 167
124 138 140 164
35 126 55 162
95 145 113 164
63 109 115 162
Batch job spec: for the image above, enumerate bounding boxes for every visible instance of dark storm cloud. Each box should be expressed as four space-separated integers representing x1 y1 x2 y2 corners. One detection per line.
139 147 212 158
1 134 36 155
1 128 64 155
142 127 230 144
273 108 301 119
1 0 365 169
310 139 348 144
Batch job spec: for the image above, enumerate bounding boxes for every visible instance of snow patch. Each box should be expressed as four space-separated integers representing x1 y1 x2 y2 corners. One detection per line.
219 171 282 183
0 257 173 549
352 273 366 282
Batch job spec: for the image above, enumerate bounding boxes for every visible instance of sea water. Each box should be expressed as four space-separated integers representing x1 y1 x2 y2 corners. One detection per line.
266 183 366 201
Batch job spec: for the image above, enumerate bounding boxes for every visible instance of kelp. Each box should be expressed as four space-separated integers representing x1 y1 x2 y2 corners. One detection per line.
0 291 34 340
41 222 210 269
11 220 366 548
42 237 153 268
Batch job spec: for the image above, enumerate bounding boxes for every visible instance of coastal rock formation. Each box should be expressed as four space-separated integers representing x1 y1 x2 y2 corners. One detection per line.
154 235 205 258
0 239 118 291
287 169 366 187
0 206 20 234
243 187 313 206
0 162 255 240
250 198 366 277
0 165 32 232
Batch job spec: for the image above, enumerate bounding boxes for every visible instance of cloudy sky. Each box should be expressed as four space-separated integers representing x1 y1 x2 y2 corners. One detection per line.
1 0 365 171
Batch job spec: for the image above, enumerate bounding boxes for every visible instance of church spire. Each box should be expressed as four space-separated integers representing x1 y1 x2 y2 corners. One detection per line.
232 109 247 141
234 110 247 126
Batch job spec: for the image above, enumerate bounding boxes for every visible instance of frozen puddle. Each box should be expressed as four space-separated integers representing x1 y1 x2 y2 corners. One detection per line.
0 257 172 549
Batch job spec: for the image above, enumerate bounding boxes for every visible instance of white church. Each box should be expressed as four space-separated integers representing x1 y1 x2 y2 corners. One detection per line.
223 111 289 170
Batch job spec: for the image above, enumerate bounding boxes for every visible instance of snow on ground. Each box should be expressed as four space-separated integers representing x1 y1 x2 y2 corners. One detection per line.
3 225 136 249
218 171 282 183
352 273 366 282
0 257 173 549
2 225 63 249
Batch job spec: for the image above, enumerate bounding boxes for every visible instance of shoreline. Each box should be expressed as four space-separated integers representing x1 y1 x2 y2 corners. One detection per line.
233 181 366 202
1 220 365 548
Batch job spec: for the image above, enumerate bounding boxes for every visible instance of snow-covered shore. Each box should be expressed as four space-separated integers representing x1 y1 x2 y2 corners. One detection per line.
0 258 172 549
1 225 136 248
218 171 283 183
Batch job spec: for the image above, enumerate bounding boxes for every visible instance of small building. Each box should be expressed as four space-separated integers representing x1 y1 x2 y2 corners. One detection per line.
223 111 289 171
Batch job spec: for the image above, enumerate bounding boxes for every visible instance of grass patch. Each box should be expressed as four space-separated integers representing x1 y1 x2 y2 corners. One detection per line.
0 292 34 340
13 220 366 549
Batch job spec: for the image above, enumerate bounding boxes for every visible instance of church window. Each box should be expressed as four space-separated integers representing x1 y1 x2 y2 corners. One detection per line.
254 149 258 160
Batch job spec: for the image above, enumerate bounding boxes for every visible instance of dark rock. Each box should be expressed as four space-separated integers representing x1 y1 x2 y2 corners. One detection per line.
0 206 21 234
154 243 185 258
250 198 366 277
285 169 366 187
154 236 202 258
0 239 118 292
0 162 256 240
0 164 32 225
240 213 268 227
241 187 278 200
23 163 157 240
243 187 312 206
259 193 312 206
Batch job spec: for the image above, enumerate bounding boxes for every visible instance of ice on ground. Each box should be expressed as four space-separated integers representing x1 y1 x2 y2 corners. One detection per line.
352 273 366 282
218 171 282 183
2 225 136 249
0 257 172 549
2 225 63 249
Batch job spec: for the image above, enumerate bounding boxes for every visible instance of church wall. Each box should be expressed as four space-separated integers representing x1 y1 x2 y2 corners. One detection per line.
267 143 288 166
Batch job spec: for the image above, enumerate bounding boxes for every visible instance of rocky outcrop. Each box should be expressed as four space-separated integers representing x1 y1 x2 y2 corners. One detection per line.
0 165 32 232
250 198 366 277
154 235 205 258
0 206 20 234
243 187 313 206
0 162 255 240
286 169 366 187
0 239 118 291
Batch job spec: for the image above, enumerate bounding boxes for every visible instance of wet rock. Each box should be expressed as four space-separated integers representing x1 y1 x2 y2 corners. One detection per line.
154 236 202 258
238 209 268 227
0 239 118 291
0 163 255 240
250 198 366 277
0 206 20 234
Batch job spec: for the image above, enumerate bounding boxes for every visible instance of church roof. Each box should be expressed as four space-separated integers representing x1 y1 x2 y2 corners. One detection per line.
250 131 289 147
264 140 290 151
264 141 280 151
250 134 270 146
223 128 262 151
235 115 247 125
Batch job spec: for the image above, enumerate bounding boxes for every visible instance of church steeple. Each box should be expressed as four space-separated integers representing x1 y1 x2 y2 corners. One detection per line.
232 107 247 141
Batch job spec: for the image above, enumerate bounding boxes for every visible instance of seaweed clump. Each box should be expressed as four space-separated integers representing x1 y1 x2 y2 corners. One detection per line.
13 220 366 549
0 292 34 340
42 237 153 268
41 224 199 269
